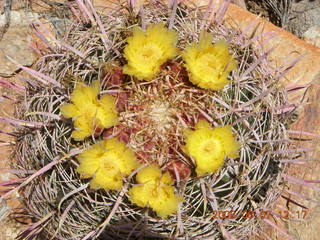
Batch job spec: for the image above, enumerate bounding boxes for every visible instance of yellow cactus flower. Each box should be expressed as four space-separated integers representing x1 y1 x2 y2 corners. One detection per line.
183 120 240 176
76 138 140 190
182 32 237 90
129 164 182 218
123 23 178 81
60 80 118 141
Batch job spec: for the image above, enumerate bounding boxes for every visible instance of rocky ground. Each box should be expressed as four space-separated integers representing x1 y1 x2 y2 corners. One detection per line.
0 0 319 239
245 0 320 46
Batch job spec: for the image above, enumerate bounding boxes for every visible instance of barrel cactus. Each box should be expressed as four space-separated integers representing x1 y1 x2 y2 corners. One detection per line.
1 1 306 239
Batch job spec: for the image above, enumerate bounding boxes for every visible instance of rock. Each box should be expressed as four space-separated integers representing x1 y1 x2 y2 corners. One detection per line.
224 3 320 240
303 26 320 48
288 0 320 37
224 3 320 102
274 76 320 240
0 11 38 28
231 0 246 10
0 11 38 77
0 27 35 77
0 0 26 11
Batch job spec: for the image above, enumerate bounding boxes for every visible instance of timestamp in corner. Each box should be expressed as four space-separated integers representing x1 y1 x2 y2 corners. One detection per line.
211 209 310 220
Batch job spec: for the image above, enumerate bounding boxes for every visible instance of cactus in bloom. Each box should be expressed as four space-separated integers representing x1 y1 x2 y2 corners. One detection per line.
0 1 314 239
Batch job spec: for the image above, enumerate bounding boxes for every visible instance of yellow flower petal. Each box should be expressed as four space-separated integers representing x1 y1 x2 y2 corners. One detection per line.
129 183 155 207
120 149 141 175
160 172 174 185
195 119 212 129
90 80 100 96
136 164 161 184
104 137 125 151
77 142 105 163
212 125 240 159
149 185 181 218
72 114 94 141
71 80 100 105
129 165 181 218
183 120 240 176
96 95 118 128
182 32 237 90
76 138 140 191
60 80 118 140
90 167 123 190
123 23 178 81
99 94 117 107
129 185 147 207
103 138 140 175
76 157 100 178
71 129 92 141
195 152 224 177
60 103 79 118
